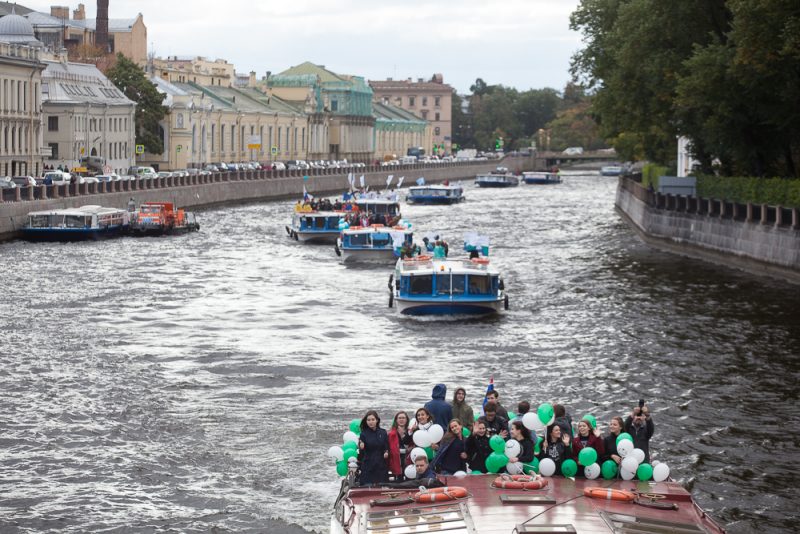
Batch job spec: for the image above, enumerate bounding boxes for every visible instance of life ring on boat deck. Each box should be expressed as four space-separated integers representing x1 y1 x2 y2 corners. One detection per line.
504 294 509 310
285 226 291 236
583 487 636 502
370 224 385 228
393 226 406 230
492 475 548 490
349 226 362 231
413 486 468 503
334 244 341 257
404 255 432 263
470 257 490 265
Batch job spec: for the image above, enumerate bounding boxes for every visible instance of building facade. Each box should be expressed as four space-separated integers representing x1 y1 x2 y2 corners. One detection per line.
152 56 236 87
372 102 430 162
41 59 136 175
370 74 453 156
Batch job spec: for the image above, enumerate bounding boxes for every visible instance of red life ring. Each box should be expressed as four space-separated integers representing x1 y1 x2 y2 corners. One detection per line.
471 258 490 265
583 487 636 502
413 486 468 503
493 475 548 490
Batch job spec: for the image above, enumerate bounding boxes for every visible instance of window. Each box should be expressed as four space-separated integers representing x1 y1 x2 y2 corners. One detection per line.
277 127 282 149
382 97 389 105
48 142 58 159
408 96 416 107
468 275 491 295
421 110 428 120
437 274 465 295
221 125 225 150
211 124 215 151
47 116 59 132
231 125 235 151
434 127 440 136
331 100 338 112
422 96 427 106
435 112 440 121
434 96 440 107
302 127 306 150
409 275 432 295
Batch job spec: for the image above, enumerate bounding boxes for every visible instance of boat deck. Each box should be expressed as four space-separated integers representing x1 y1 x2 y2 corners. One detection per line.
336 474 725 534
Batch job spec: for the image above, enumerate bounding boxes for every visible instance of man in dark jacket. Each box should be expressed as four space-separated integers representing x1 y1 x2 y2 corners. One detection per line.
424 384 452 427
624 405 655 463
479 402 508 438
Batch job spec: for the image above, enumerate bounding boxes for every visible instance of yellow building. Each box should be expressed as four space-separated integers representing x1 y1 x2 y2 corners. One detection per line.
152 56 235 87
372 102 431 162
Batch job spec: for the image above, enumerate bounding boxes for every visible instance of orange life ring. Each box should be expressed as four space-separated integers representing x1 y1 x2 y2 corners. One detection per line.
393 226 407 230
583 487 636 502
413 486 468 503
471 258 490 265
404 255 432 263
493 475 548 490
370 224 385 228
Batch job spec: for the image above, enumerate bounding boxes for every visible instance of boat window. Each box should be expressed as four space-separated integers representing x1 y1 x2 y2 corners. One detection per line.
64 215 89 228
372 233 390 247
313 217 326 229
468 275 492 295
28 215 50 228
326 216 341 229
437 274 465 295
349 233 368 246
409 275 433 295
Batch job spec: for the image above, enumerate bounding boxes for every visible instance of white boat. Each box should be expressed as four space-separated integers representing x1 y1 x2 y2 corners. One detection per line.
475 167 519 187
600 165 623 176
522 171 562 184
335 224 413 263
287 211 344 243
389 256 507 315
22 205 129 241
406 184 465 204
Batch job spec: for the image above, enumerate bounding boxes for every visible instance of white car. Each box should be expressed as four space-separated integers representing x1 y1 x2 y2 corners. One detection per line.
95 174 121 182
563 147 584 155
82 176 100 184
271 162 286 171
43 171 72 186
11 176 37 188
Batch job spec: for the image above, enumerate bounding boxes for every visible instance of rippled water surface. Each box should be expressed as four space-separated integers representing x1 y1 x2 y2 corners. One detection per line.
1 174 798 533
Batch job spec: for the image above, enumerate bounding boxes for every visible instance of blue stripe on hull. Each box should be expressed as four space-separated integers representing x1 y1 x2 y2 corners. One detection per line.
407 197 464 205
22 226 127 241
476 182 518 187
398 301 500 316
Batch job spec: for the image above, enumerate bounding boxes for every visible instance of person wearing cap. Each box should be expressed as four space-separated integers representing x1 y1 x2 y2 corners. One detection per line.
571 416 605 477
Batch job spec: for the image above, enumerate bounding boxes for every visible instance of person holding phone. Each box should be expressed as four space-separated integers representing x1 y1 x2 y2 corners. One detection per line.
624 399 655 463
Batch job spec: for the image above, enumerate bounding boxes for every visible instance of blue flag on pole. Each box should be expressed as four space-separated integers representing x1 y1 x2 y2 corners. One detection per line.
481 376 494 415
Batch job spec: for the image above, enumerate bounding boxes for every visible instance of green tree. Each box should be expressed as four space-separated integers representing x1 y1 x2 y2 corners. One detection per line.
104 53 167 154
451 91 474 148
514 88 561 138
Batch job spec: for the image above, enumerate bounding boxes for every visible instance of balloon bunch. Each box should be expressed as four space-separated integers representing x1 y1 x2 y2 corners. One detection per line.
403 423 445 479
611 433 671 481
327 419 361 477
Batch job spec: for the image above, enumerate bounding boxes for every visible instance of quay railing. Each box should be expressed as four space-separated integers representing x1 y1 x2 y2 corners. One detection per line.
620 176 800 230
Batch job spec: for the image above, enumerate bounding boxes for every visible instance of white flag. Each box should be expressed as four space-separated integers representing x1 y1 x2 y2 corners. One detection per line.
397 176 405 188
348 172 355 185
359 174 365 188
386 174 394 187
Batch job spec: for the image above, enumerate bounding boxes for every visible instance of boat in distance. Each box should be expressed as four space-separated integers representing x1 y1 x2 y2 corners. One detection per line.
600 165 624 176
475 167 520 188
287 211 344 243
129 202 199 236
522 171 562 184
330 471 727 534
336 224 413 263
22 205 129 241
406 184 465 205
389 256 507 315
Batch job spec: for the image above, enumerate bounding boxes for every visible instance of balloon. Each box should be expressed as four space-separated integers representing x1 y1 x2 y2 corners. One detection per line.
336 460 348 476
561 459 578 478
547 414 555 426
617 439 634 458
601 460 618 480
474 413 480 421
343 431 358 444
637 463 653 481
342 440 357 452
621 468 636 481
410 447 426 462
489 435 506 453
583 414 597 429
327 446 344 462
425 446 434 460
409 418 417 428
578 447 597 467
506 461 523 474
651 460 661 467
507 412 516 421
616 432 633 445
413 430 432 447
523 457 540 474
462 427 470 438
585 462 601 480
349 419 360 433
428 424 444 444
453 470 467 478
404 464 417 479
631 448 646 464
539 458 556 477
653 463 670 482
485 452 509 473
470 470 483 475
504 440 521 459
622 456 640 474
537 403 554 426
343 449 358 461
522 412 539 431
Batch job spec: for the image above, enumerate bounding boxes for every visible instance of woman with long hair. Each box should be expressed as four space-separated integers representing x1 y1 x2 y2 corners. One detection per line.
357 410 389 486
537 423 572 473
432 419 468 475
572 417 605 476
602 416 625 466
506 420 535 471
387 411 412 479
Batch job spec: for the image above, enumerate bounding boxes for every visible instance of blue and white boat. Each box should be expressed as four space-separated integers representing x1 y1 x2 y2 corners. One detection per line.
475 167 519 188
389 256 508 315
522 171 562 184
354 197 401 218
406 184 464 204
335 224 413 263
286 211 343 243
600 165 623 176
22 205 129 241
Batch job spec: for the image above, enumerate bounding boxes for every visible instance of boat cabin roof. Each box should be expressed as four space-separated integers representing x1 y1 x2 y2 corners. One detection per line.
343 225 411 235
397 256 499 276
409 184 462 191
27 205 125 217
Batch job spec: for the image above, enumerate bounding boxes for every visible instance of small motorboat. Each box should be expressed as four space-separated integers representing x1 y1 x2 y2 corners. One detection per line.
22 205 129 241
522 171 562 184
475 167 520 188
406 184 465 204
129 202 199 236
389 255 507 315
335 224 413 264
600 165 624 176
286 211 344 243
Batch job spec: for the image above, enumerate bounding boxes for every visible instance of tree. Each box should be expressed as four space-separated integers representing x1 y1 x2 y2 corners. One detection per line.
104 53 167 154
451 91 475 149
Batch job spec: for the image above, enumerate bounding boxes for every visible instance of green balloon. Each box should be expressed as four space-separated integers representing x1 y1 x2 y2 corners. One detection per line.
470 470 483 475
425 446 434 460
342 440 358 452
617 432 633 445
601 460 619 480
578 447 598 467
489 434 506 453
343 449 357 461
336 460 348 476
462 427 471 438
485 452 509 473
349 419 361 433
583 414 597 429
561 459 578 477
507 412 516 421
534 436 542 454
537 403 554 426
474 413 480 421
637 463 654 481
523 457 540 474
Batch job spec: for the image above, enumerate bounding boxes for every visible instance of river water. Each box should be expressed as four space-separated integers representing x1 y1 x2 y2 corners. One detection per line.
1 173 798 533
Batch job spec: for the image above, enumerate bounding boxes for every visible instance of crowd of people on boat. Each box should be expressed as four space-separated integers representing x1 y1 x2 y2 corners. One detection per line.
353 384 655 486
399 236 450 259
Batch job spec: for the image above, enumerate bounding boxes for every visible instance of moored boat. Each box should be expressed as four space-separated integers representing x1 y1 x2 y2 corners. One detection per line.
522 171 562 184
22 205 129 241
335 224 413 263
475 167 520 188
600 165 624 176
389 256 507 315
406 184 465 205
129 202 199 236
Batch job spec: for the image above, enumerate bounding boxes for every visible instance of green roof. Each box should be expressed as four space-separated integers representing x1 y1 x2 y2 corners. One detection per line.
278 62 344 84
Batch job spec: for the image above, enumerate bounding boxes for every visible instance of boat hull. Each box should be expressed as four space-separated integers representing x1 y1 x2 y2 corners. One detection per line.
129 223 199 237
395 297 504 316
475 180 519 188
340 248 397 263
287 227 339 243
524 177 561 184
406 196 464 205
22 226 127 241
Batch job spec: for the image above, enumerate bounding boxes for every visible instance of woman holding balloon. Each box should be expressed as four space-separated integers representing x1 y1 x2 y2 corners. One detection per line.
572 417 605 477
357 410 389 486
505 420 535 473
431 419 467 475
602 416 625 466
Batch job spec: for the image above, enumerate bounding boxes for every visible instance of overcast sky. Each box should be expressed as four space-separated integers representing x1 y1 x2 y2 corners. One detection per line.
24 0 584 94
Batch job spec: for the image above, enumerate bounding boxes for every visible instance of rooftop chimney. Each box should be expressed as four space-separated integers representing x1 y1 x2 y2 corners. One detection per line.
73 3 85 20
248 71 256 88
96 0 110 53
51 6 70 19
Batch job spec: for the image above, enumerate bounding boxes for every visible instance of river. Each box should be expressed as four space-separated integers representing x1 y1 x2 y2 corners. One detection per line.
0 173 797 533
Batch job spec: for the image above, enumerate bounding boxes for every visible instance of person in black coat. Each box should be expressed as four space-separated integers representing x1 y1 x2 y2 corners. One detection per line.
507 420 535 467
602 416 625 466
624 404 655 463
465 419 492 473
432 419 467 475
537 423 572 473
358 410 389 486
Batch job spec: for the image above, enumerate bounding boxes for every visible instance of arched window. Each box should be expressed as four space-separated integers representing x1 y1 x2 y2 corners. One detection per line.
192 124 197 154
201 125 206 153
91 147 97 156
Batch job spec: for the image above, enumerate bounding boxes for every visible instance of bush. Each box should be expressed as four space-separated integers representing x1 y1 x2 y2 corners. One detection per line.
696 175 800 207
642 163 668 190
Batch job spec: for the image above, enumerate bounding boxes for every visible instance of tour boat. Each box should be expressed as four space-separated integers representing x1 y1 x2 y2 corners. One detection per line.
287 211 344 243
354 198 401 218
22 205 129 241
129 202 199 236
600 165 624 176
522 171 562 184
335 225 413 264
475 168 519 188
406 184 465 205
330 470 727 534
389 256 507 315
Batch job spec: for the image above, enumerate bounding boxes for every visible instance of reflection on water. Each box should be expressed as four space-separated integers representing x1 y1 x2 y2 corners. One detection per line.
0 174 797 533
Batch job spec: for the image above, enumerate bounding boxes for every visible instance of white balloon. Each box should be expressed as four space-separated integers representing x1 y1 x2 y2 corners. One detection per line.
622 456 640 474
522 412 539 431
505 440 522 459
621 468 636 480
653 463 671 482
327 446 344 462
409 418 417 429
343 431 359 444
506 461 524 475
413 429 432 447
404 464 417 479
410 447 426 462
539 458 556 477
631 448 646 464
584 462 601 480
651 460 661 467
617 438 634 458
348 457 358 466
428 424 444 444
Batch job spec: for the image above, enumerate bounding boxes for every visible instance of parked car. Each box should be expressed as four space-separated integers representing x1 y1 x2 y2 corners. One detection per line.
43 171 71 185
204 164 219 173
157 171 173 179
271 162 286 171
95 174 120 182
11 176 37 188
563 147 584 155
0 177 16 189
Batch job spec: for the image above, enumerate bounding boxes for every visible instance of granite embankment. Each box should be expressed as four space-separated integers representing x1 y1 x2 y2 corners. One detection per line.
616 176 800 284
0 157 531 241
